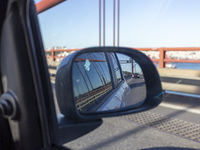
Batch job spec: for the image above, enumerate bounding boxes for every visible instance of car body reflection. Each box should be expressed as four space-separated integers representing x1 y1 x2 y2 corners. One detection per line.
72 52 147 113
97 81 130 111
73 52 113 112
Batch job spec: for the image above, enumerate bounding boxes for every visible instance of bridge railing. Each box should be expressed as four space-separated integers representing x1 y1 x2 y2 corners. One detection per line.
45 49 81 62
46 47 200 68
134 47 200 68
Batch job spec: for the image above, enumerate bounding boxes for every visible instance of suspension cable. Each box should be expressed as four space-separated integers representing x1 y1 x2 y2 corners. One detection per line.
117 0 120 47
113 0 115 47
103 0 105 46
100 0 119 47
99 0 101 47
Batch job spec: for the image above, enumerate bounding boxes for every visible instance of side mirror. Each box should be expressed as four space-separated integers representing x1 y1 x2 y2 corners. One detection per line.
55 47 162 121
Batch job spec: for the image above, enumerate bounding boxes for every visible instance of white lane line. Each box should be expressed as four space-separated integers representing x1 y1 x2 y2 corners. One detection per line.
160 102 200 115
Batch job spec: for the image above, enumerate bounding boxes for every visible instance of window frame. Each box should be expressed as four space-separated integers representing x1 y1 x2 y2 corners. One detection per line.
107 52 124 88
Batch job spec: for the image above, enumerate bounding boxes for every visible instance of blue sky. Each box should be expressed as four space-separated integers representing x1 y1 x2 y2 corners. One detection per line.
36 0 200 49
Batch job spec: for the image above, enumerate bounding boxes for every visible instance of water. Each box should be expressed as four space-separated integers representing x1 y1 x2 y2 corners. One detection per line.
121 62 200 73
174 63 200 70
155 63 200 70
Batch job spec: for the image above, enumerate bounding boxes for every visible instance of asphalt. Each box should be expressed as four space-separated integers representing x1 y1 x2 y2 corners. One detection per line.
51 81 200 150
138 92 200 131
63 93 200 150
125 77 146 106
64 116 200 150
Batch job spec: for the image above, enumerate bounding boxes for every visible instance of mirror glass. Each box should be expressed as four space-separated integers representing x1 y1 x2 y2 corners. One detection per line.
72 52 147 113
116 53 147 106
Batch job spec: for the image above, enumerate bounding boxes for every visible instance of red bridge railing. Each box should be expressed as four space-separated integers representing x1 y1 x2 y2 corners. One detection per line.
134 47 200 68
45 47 200 68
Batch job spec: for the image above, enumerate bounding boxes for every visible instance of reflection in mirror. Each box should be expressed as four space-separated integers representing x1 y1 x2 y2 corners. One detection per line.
116 53 147 106
72 52 113 112
72 52 147 113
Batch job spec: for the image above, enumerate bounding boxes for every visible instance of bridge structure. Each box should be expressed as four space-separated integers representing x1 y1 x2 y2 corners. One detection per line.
46 47 200 95
45 47 200 67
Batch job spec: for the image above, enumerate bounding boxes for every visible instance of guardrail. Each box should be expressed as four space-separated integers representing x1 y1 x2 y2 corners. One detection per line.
45 47 200 68
135 47 200 68
45 49 80 62
157 68 200 95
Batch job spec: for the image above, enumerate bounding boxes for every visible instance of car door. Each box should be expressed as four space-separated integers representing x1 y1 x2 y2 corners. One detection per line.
0 0 55 149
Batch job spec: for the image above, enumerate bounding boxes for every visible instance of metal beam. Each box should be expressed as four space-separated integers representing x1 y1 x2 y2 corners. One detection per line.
36 0 66 14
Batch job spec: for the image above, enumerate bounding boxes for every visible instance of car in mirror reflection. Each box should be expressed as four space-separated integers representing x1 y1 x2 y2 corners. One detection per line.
132 73 140 78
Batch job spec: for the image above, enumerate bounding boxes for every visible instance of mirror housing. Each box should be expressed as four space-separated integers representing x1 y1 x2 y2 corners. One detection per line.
55 47 162 121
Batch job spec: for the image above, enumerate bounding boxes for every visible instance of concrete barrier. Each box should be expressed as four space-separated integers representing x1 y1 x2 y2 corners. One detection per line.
157 68 200 95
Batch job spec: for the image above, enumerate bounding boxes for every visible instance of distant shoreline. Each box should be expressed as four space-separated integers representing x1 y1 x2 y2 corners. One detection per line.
156 62 200 70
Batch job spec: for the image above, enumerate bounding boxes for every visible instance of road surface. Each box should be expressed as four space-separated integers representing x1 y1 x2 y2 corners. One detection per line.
125 77 146 106
64 97 200 150
51 83 200 150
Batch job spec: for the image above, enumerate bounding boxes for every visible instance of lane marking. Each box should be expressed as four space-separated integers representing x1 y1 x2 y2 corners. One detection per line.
160 102 200 115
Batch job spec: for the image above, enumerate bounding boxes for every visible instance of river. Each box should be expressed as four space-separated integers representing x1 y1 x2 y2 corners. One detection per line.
172 63 200 70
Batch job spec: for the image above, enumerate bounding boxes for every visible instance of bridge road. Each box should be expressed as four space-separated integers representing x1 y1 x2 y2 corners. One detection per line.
124 77 146 107
51 82 200 150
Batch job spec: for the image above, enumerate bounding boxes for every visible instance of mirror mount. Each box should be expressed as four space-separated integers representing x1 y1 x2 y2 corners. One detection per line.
54 116 102 145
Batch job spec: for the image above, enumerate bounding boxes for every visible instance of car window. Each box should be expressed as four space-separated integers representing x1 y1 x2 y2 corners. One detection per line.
109 52 122 84
72 52 113 112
